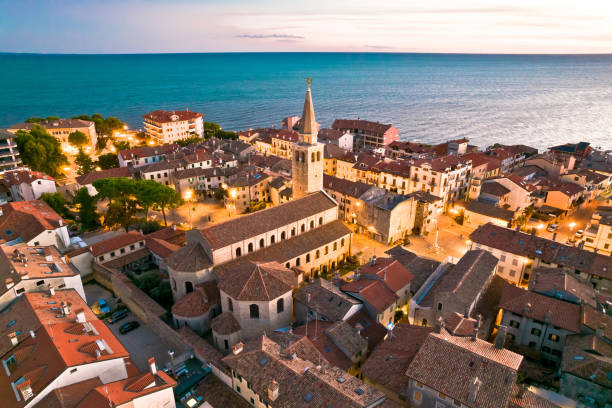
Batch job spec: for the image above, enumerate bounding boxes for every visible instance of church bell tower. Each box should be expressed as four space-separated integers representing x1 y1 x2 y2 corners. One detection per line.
292 79 324 199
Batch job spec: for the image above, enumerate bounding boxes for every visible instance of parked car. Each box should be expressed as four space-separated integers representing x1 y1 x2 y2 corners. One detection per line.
575 229 584 238
547 224 559 232
98 298 111 314
119 321 140 334
107 309 129 324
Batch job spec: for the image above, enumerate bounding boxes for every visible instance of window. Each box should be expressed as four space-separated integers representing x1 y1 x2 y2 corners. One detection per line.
236 385 241 393
324 246 329 255
250 304 259 319
301 224 305 232
317 151 321 161
500 254 506 262
185 281 193 293
333 242 337 251
70 368 77 374
531 328 542 336
228 297 233 312
120 248 125 254
548 333 560 342
139 242 144 247
498 266 504 273
260 238 265 249
291 228 296 236
437 303 442 311
248 243 253 253
413 391 422 403
271 235 275 244
528 341 537 349
36 280 44 286
512 258 518 266
277 298 284 313
316 250 320 259
509 320 520 328
341 238 345 247
306 253 311 262
110 251 116 257
236 247 242 257
281 231 286 240
130 244 135 250
509 270 516 277
311 152 315 162
319 217 323 225
310 220 314 229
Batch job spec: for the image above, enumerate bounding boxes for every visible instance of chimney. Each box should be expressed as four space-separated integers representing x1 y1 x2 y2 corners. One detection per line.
62 301 71 316
531 229 536 236
517 385 526 399
268 380 279 401
8 332 18 347
524 302 532 315
59 219 63 227
95 349 101 360
464 306 469 318
16 379 33 402
596 323 606 339
495 326 507 349
148 357 157 375
435 316 445 334
49 287 55 296
75 309 86 323
552 232 557 241
468 377 482 403
544 310 552 324
471 315 481 341
370 255 377 266
29 330 35 339
172 224 177 231
233 342 244 355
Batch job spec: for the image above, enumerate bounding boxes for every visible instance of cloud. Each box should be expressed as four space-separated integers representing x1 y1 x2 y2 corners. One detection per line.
235 33 304 39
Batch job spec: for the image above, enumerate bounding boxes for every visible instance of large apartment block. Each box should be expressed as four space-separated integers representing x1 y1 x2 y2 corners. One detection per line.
0 130 22 173
143 109 204 144
8 119 97 150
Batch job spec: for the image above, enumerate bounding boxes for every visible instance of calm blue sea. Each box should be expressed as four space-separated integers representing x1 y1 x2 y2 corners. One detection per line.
1 53 611 150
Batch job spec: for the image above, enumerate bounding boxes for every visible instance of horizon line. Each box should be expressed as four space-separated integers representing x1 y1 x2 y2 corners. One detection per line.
2 51 612 57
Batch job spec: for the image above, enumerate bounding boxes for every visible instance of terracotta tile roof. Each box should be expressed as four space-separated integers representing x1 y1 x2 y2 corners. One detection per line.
386 140 433 154
325 320 367 358
342 279 398 313
504 174 537 192
145 226 185 245
89 230 143 257
38 377 103 408
172 282 219 318
9 118 93 130
581 305 612 341
267 332 328 366
318 127 346 141
508 385 561 408
294 278 361 322
200 191 337 250
195 375 251 408
293 320 353 370
346 309 387 350
0 200 65 244
499 283 582 332
142 109 203 123
222 334 386 407
470 223 612 280
480 181 510 197
75 167 131 186
218 261 296 301
211 312 241 335
561 334 612 389
528 267 597 308
361 324 433 394
1 169 54 186
213 220 351 278
145 237 180 258
165 242 212 272
406 332 523 408
385 246 441 293
545 182 584 196
357 258 414 293
118 143 179 161
102 247 150 269
323 174 376 199
411 154 469 172
445 312 479 337
332 119 395 136
466 200 514 222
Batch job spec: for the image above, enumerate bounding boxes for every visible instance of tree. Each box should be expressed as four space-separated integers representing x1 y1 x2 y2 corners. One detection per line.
203 121 236 140
97 153 119 170
25 116 59 123
75 149 95 175
176 135 202 147
135 131 151 146
14 125 68 177
104 197 138 232
40 192 68 216
134 180 161 220
73 187 99 229
113 140 130 151
96 135 110 151
152 186 183 226
68 130 88 148
73 114 125 136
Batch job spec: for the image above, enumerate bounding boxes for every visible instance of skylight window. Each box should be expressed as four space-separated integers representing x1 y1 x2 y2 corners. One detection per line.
304 392 313 402
355 388 364 395
7 320 16 327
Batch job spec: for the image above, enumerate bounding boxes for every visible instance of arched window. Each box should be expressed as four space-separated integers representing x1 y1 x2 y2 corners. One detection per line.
341 238 345 247
286 262 290 268
236 247 242 257
306 253 311 262
250 304 259 319
325 245 329 255
271 235 276 244
333 242 337 251
319 217 323 225
296 257 300 266
248 243 254 253
281 231 286 240
300 152 305 162
311 152 315 162
260 238 265 248
185 281 193 294
277 298 284 314
291 227 296 236
310 220 314 229
301 224 305 232
317 151 321 161
316 250 320 259
227 297 233 312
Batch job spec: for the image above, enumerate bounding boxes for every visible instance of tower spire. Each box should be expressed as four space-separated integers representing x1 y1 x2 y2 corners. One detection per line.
299 78 317 143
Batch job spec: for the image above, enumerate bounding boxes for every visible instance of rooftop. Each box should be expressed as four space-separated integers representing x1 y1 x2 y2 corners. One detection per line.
218 261 297 301
89 230 143 257
165 242 212 272
294 278 361 322
75 167 131 186
332 119 395 136
142 109 203 123
0 246 75 285
9 119 93 130
528 267 597 308
0 200 65 245
466 200 515 222
172 281 220 318
200 191 337 250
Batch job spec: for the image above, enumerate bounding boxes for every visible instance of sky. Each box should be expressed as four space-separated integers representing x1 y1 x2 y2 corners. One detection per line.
1 0 611 54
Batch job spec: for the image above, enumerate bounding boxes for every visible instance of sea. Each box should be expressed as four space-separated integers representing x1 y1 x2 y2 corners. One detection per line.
1 52 612 150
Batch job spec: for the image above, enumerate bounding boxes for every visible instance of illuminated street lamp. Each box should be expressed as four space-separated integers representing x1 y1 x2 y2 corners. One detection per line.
569 222 576 230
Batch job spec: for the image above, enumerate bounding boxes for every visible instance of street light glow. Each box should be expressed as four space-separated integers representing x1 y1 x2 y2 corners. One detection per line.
569 222 576 230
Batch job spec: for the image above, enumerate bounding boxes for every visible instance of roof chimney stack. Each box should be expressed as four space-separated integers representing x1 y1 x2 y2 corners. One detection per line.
233 342 244 355
471 315 481 341
8 332 18 347
552 232 557 241
29 330 36 339
75 309 86 323
268 380 279 401
435 316 445 334
495 326 507 349
148 357 157 375
49 287 55 297
370 256 377 266
468 377 482 403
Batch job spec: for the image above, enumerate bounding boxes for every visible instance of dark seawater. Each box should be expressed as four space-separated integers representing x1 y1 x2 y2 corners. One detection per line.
1 53 611 150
